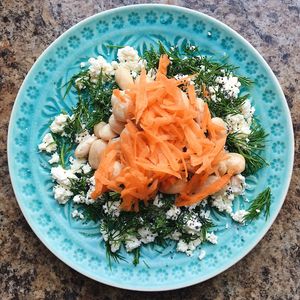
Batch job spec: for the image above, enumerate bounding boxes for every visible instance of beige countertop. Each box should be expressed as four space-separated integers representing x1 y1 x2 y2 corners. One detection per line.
0 0 299 299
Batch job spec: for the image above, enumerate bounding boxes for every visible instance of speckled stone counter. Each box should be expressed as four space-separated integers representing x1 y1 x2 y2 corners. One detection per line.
1 0 299 299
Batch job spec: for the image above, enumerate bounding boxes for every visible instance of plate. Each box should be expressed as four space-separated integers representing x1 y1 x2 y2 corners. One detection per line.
8 4 294 291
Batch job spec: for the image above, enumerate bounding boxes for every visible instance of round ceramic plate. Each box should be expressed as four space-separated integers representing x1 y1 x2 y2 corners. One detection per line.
8 4 294 291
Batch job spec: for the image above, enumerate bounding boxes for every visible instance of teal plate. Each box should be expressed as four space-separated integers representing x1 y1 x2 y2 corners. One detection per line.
8 5 294 291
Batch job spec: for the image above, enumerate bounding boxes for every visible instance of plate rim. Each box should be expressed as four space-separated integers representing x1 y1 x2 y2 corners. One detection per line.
7 3 294 291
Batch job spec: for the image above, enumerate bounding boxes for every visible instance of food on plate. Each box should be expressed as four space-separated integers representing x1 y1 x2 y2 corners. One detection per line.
39 43 271 265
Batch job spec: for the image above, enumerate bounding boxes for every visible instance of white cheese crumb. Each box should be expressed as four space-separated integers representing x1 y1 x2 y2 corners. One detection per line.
206 232 218 244
177 238 202 256
51 165 77 186
168 230 182 241
82 163 92 174
138 227 158 244
75 130 90 143
73 194 85 204
71 209 84 219
231 210 249 223
103 200 121 217
88 56 114 78
80 62 86 68
110 240 121 253
53 185 73 204
165 205 181 220
50 114 69 134
125 235 141 252
198 249 206 260
38 133 57 153
215 75 241 98
226 114 251 135
117 46 140 63
153 195 163 207
48 152 59 164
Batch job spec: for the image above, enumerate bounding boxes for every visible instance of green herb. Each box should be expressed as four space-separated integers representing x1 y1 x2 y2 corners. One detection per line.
105 241 127 268
226 121 268 175
132 248 140 266
244 187 271 222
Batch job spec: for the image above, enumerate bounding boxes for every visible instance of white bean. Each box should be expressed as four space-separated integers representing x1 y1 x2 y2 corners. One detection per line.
195 97 205 124
109 114 125 134
225 153 245 175
211 117 227 136
159 179 187 194
98 124 117 141
115 66 134 90
112 161 122 177
211 117 226 129
74 135 97 159
93 121 106 138
112 100 130 122
181 91 190 109
88 139 107 169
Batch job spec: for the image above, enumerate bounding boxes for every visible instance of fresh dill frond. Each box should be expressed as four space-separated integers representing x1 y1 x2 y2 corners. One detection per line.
244 187 272 222
199 217 215 240
207 94 248 117
105 241 127 269
238 76 253 87
132 247 140 266
226 121 268 175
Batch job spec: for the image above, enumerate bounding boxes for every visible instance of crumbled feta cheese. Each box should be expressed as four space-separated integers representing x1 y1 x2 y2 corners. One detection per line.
69 157 86 173
165 205 181 220
110 240 121 253
50 114 69 134
230 174 246 194
174 74 189 80
75 77 85 90
75 130 90 143
241 99 255 122
117 46 140 63
72 209 84 219
53 185 73 204
125 235 141 252
211 174 245 213
88 55 114 77
138 227 157 244
117 46 147 73
198 249 206 260
82 163 92 174
38 133 57 153
206 232 218 244
177 238 202 256
73 194 85 204
51 165 77 186
48 152 59 164
177 240 189 253
80 62 86 68
153 195 163 207
103 200 121 217
215 75 241 98
211 195 234 213
169 230 182 241
184 214 202 235
226 114 251 135
231 209 249 223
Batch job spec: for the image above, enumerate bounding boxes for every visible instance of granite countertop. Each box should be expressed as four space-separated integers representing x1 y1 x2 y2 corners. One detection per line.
0 0 299 299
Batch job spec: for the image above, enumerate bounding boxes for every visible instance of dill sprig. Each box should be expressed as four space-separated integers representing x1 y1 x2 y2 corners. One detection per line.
105 241 127 268
62 70 118 143
226 121 268 175
244 188 271 222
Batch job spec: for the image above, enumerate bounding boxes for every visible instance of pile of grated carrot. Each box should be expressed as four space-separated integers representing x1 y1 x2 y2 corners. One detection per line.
91 55 235 211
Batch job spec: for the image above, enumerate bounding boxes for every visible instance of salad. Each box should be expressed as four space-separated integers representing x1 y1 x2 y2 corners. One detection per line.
39 43 271 265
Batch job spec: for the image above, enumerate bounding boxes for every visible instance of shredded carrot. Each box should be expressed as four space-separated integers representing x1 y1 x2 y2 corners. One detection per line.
92 54 234 211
